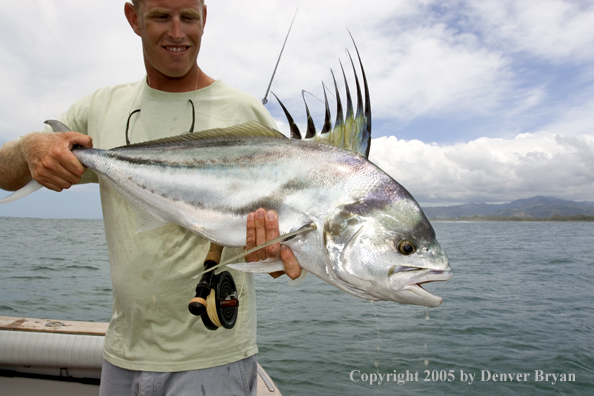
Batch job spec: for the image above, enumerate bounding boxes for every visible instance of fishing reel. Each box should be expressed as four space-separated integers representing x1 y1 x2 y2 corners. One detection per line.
188 244 239 330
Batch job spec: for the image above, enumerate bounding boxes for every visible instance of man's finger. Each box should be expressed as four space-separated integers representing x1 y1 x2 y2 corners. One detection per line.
67 133 93 150
35 158 80 187
61 133 93 177
264 210 280 258
245 212 259 262
280 245 301 280
23 132 91 191
269 270 285 279
60 153 87 180
254 208 267 261
36 179 67 193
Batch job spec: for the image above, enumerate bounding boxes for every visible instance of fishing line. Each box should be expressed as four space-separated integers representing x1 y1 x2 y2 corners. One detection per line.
262 9 298 105
371 300 383 370
238 270 246 301
191 223 316 279
206 289 222 327
302 90 327 105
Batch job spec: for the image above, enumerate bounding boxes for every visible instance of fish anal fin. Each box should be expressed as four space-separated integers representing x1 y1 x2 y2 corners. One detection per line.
227 258 285 273
228 261 307 286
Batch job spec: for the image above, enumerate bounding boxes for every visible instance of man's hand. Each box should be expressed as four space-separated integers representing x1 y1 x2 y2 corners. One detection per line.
20 132 93 192
245 208 302 280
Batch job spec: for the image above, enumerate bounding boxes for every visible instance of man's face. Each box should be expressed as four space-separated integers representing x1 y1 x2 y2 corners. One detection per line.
127 0 206 80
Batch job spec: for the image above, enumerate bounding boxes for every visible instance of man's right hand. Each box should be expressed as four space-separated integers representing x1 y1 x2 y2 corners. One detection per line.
245 208 302 280
18 132 92 192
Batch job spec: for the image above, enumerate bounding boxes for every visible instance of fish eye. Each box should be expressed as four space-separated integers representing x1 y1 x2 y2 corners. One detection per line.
397 240 416 255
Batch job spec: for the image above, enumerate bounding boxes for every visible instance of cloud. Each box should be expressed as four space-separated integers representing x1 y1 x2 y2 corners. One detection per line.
0 0 592 215
370 131 594 205
465 0 594 63
1 0 592 143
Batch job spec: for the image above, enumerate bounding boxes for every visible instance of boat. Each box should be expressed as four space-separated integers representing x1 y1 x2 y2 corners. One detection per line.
0 316 281 395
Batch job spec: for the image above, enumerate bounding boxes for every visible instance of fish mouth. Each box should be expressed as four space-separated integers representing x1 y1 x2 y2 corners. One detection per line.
403 270 453 307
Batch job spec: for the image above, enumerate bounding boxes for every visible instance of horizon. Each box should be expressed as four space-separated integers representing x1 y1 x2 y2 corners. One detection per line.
0 192 590 220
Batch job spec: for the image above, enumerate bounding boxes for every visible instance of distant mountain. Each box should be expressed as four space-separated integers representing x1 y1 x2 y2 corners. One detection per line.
423 196 594 219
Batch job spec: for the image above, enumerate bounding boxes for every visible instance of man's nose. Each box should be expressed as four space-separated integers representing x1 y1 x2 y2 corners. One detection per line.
168 17 184 41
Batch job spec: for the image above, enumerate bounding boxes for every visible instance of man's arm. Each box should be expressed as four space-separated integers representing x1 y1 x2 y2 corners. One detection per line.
245 208 302 279
0 132 92 192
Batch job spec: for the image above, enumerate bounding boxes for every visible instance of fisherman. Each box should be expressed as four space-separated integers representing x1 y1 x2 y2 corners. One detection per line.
0 1 301 395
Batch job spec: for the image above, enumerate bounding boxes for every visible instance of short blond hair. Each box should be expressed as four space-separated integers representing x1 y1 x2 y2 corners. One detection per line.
131 0 204 8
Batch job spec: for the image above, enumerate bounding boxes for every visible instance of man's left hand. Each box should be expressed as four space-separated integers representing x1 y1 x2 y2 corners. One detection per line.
245 208 302 279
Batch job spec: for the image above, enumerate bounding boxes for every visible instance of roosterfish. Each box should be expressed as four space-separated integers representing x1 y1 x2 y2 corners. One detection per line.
0 42 451 307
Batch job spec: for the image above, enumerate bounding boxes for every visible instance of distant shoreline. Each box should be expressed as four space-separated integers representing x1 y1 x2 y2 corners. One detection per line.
431 215 594 222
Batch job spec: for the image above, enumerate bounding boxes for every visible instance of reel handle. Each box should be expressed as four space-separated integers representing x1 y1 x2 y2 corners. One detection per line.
188 244 223 317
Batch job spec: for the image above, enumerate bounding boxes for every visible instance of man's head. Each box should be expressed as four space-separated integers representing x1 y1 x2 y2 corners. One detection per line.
125 0 207 88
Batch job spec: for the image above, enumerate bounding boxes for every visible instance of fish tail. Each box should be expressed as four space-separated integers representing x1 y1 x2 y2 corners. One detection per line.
0 119 70 204
0 180 44 204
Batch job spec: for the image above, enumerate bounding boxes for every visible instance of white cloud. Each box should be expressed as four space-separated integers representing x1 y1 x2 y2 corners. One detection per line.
370 131 594 205
466 0 594 62
367 27 517 121
2 0 592 143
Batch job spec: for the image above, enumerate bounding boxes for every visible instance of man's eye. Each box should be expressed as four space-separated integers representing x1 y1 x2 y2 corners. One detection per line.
182 15 200 22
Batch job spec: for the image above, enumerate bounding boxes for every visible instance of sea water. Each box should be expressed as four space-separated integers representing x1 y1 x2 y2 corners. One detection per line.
1 217 592 395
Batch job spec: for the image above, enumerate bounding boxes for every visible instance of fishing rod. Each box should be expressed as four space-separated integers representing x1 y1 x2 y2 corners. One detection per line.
262 9 298 105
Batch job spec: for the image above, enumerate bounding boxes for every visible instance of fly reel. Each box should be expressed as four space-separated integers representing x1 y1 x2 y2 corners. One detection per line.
188 244 239 330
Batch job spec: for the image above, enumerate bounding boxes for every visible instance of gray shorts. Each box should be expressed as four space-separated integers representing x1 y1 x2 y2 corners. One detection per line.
99 356 257 396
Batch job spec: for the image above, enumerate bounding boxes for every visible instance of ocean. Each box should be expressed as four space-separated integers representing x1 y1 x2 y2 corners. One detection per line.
1 217 592 395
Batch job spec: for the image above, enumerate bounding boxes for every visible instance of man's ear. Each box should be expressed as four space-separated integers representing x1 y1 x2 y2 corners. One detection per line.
124 2 142 37
202 5 208 29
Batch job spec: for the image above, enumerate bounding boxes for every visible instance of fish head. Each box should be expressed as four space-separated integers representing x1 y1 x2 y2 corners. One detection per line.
324 194 451 307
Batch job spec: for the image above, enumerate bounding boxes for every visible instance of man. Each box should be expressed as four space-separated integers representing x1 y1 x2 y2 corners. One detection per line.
0 1 300 395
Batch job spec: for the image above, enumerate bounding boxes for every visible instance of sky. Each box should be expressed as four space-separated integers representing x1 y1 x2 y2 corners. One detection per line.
0 0 593 219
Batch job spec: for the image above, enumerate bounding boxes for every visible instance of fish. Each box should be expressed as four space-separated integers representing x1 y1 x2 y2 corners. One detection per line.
0 42 451 307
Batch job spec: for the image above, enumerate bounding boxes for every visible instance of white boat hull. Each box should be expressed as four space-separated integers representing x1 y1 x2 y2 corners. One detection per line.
0 316 281 395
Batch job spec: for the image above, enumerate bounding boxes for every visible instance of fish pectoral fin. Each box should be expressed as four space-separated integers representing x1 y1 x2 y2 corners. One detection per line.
0 180 44 204
227 261 308 285
227 258 285 273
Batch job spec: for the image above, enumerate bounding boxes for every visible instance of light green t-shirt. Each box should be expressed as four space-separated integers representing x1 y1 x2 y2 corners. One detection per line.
53 79 277 371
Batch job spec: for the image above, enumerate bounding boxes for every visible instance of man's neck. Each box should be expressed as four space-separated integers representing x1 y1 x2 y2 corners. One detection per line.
146 66 215 93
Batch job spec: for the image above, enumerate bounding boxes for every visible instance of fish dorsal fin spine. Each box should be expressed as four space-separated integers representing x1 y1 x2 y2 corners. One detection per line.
272 35 372 159
114 121 286 149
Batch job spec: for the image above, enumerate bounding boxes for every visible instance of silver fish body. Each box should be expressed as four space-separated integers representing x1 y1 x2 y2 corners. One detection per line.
0 40 452 306
71 123 451 306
